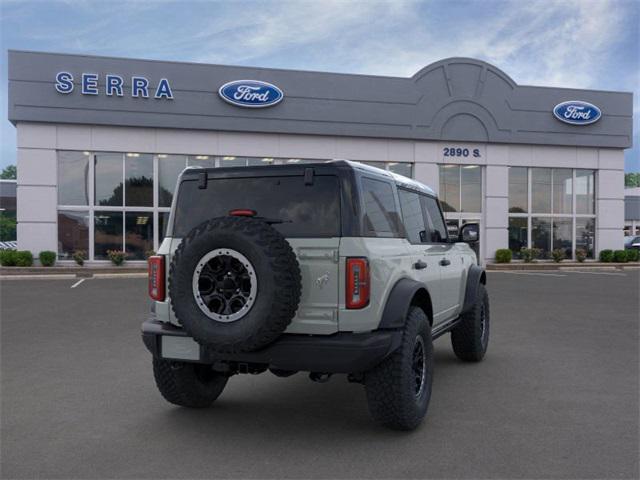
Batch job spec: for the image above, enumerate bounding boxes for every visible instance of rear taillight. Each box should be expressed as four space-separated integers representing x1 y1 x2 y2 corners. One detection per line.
148 255 165 301
346 257 369 309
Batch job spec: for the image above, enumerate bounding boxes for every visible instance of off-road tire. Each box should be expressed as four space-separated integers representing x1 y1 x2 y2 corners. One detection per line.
169 216 301 353
364 306 433 431
152 359 228 408
451 283 489 362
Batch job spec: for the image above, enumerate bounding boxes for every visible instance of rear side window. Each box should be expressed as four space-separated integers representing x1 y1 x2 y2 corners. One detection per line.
361 177 402 237
422 196 449 243
398 189 427 243
173 175 341 238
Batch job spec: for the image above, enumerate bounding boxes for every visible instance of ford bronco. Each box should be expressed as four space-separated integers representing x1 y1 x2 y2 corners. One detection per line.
142 160 489 430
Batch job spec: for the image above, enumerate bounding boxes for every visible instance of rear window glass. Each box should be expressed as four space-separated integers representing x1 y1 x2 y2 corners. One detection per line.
173 175 341 238
361 177 403 237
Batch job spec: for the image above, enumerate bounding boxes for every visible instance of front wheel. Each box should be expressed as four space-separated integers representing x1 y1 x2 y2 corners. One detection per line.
451 283 490 362
152 359 228 408
364 306 433 430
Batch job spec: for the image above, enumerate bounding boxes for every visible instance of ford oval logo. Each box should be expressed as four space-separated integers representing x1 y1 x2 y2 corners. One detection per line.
553 100 601 125
218 80 283 108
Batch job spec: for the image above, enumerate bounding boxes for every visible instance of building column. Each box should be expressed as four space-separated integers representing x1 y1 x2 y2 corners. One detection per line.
483 165 509 264
595 149 625 253
16 123 58 258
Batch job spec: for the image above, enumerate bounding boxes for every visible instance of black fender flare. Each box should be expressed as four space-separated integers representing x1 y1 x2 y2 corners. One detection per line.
378 278 433 330
461 264 487 314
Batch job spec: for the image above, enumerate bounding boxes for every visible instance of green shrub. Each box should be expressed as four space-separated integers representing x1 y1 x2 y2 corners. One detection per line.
73 250 87 266
599 249 614 262
39 250 56 267
626 249 639 262
144 249 156 259
551 249 565 263
15 250 34 267
107 250 126 266
575 249 587 263
495 249 512 263
0 249 18 266
613 250 628 263
520 248 533 263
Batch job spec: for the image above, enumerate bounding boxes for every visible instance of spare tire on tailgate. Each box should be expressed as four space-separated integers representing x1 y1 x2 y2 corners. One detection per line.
169 216 301 353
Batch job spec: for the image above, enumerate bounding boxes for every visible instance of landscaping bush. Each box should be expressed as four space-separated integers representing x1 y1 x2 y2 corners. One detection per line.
145 249 156 259
73 250 87 266
107 250 126 266
520 248 534 263
599 249 614 262
575 249 587 263
495 249 512 263
626 249 639 262
551 249 565 263
613 250 628 263
39 250 56 267
15 250 34 267
0 249 18 266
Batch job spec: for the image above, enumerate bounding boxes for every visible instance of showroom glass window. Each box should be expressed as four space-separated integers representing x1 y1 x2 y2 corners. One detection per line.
439 164 482 250
56 152 411 261
508 168 596 260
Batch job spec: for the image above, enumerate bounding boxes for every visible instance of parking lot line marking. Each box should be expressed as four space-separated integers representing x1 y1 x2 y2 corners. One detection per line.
70 278 86 288
568 270 626 276
491 271 567 277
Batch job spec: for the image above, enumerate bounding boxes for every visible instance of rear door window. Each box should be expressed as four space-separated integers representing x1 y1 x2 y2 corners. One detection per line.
361 177 403 237
173 175 341 238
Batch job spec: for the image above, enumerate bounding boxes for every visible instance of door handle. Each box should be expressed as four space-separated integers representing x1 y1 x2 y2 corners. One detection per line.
439 258 451 267
413 260 427 270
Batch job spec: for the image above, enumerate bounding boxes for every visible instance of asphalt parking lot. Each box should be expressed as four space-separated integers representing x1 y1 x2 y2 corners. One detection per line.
1 270 638 479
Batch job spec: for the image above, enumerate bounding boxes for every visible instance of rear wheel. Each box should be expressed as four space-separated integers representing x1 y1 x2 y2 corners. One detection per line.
364 306 433 430
451 283 490 362
152 359 228 408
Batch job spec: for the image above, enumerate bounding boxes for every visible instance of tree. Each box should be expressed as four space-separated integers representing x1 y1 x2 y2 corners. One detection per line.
625 173 640 188
1 165 16 179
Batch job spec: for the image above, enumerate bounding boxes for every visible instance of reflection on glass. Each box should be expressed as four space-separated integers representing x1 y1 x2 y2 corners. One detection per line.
187 155 215 168
531 217 551 258
125 153 153 207
388 163 412 178
576 218 595 258
158 211 171 243
58 211 89 259
508 217 527 258
398 189 426 243
531 168 551 213
94 212 123 259
58 151 90 205
159 155 187 207
460 165 481 213
439 165 460 212
248 157 275 166
125 212 154 260
552 217 572 258
220 156 247 167
95 153 123 206
508 167 528 213
552 169 572 214
576 170 595 214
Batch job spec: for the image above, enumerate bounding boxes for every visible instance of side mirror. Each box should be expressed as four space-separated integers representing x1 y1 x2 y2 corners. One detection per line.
459 223 479 243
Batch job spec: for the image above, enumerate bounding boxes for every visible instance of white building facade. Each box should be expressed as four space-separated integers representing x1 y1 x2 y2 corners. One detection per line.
8 51 633 264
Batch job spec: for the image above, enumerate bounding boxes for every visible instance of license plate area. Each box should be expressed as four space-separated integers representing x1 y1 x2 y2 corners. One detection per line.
161 336 201 361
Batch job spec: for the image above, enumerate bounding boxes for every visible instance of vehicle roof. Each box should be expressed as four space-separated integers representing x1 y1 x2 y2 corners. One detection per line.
181 159 437 197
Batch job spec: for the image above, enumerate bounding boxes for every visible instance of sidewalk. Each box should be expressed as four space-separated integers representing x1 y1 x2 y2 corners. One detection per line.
0 265 147 278
487 262 640 271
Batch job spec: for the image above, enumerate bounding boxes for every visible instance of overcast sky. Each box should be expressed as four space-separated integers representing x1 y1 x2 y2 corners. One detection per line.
1 0 638 171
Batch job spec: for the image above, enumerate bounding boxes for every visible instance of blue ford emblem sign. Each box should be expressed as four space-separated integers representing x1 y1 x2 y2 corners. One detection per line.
218 80 284 108
553 100 601 125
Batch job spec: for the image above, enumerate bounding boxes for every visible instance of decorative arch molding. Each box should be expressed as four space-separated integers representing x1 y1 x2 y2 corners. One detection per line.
412 57 517 92
429 100 503 142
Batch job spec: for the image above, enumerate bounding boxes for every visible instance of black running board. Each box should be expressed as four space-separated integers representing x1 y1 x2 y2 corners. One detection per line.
431 316 461 339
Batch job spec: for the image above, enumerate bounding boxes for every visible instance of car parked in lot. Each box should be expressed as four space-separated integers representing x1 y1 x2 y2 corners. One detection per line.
142 160 489 430
624 235 640 250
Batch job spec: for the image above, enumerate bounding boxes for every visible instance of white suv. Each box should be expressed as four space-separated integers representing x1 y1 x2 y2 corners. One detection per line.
143 160 489 430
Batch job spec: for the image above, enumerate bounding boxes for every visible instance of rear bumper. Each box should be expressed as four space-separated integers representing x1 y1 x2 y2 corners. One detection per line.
141 319 402 374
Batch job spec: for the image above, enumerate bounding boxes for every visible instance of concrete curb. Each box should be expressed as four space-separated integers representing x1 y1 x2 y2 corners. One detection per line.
0 272 148 280
487 262 639 271
0 266 146 277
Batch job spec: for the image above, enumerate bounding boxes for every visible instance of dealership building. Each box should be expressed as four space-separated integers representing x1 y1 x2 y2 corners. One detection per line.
7 50 633 264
